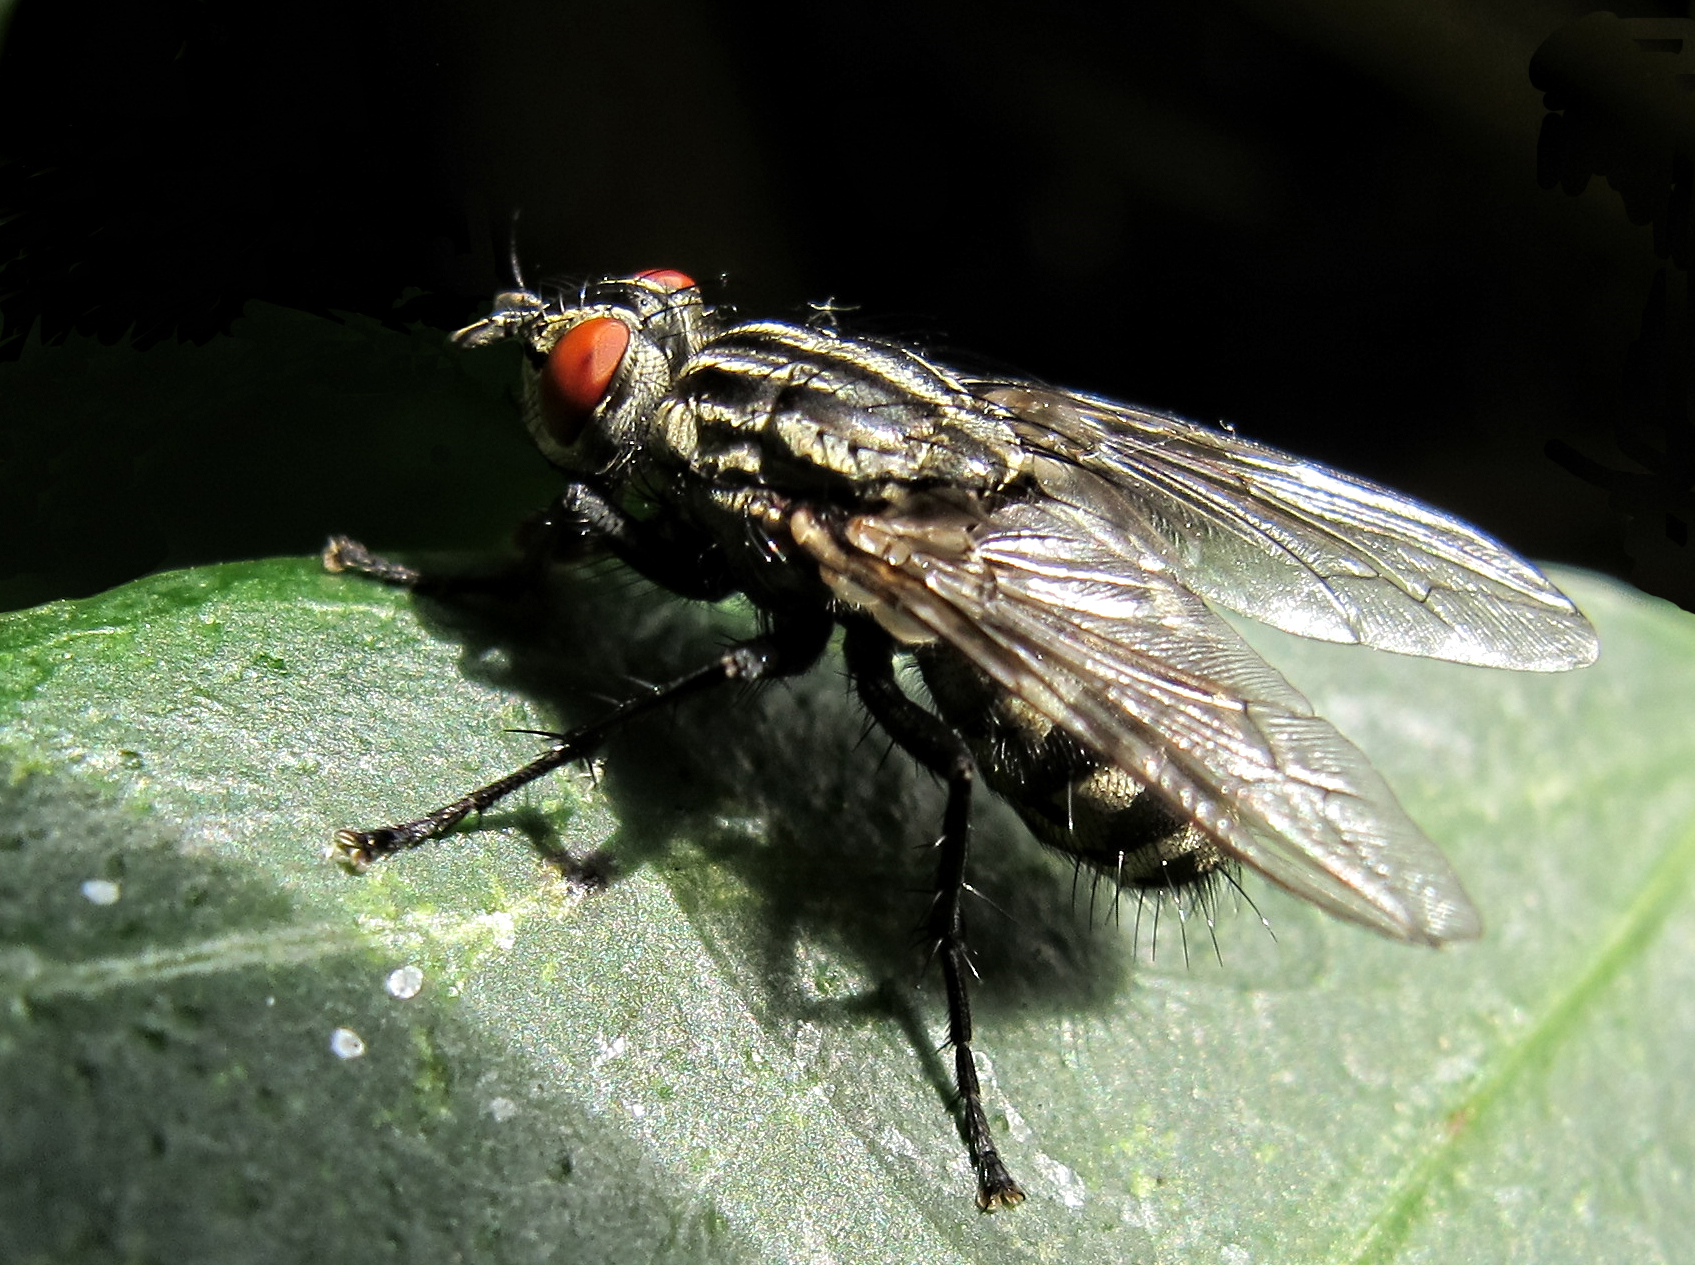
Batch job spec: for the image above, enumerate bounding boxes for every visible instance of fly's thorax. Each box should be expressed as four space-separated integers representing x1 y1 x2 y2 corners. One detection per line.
660 321 1030 495
915 644 1228 891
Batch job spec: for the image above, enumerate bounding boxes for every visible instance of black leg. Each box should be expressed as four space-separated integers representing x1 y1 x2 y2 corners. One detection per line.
324 481 734 603
843 620 1026 1212
322 525 555 600
551 483 734 601
322 535 428 589
329 611 833 870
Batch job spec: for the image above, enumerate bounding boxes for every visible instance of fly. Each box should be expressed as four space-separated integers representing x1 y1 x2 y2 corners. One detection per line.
324 268 1599 1210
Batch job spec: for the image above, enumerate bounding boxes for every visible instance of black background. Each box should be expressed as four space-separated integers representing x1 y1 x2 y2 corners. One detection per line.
2 0 1691 610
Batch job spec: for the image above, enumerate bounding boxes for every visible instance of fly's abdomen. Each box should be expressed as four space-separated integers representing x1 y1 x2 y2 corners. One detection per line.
915 645 1226 891
1009 760 1226 891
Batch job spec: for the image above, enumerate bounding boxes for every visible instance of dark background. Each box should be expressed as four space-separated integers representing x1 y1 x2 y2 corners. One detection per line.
3 0 1692 612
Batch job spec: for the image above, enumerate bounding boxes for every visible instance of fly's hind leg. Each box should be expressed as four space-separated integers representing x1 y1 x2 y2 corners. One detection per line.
843 619 1026 1212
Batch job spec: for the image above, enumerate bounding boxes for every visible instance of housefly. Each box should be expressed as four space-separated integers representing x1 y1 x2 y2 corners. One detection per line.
325 268 1599 1210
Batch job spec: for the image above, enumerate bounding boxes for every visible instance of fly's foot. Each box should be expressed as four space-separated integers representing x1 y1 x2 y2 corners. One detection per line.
322 536 422 588
327 824 423 872
976 1162 1027 1213
328 800 475 872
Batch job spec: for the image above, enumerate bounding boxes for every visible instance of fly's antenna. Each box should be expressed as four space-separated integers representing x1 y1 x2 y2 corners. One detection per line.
506 209 528 290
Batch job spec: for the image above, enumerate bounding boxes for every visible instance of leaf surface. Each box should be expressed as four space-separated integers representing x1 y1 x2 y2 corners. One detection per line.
0 561 1689 1264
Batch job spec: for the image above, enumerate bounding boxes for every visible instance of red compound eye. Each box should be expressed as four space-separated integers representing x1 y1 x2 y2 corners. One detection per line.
540 317 630 447
634 268 696 292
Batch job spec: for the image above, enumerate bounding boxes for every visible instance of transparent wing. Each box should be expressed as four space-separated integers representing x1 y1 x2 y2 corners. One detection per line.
791 491 1482 945
976 383 1598 671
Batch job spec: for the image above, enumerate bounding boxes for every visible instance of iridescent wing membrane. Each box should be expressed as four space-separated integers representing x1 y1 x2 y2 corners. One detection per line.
795 382 1598 944
988 385 1599 669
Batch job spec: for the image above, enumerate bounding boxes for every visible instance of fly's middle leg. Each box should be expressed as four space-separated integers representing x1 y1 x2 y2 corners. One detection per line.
844 620 1027 1211
328 610 832 869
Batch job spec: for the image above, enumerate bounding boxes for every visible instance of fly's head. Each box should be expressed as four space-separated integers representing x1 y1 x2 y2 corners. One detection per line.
452 269 709 475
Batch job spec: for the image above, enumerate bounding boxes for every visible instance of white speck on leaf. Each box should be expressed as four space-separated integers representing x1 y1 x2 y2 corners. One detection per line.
385 965 424 999
80 879 120 906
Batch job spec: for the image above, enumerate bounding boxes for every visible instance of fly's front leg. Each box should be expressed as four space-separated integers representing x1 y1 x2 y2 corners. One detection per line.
322 536 429 589
324 481 733 602
330 610 833 870
843 620 1026 1211
323 505 567 599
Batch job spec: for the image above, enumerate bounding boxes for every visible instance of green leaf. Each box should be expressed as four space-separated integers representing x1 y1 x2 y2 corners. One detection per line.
1 561 1690 1263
